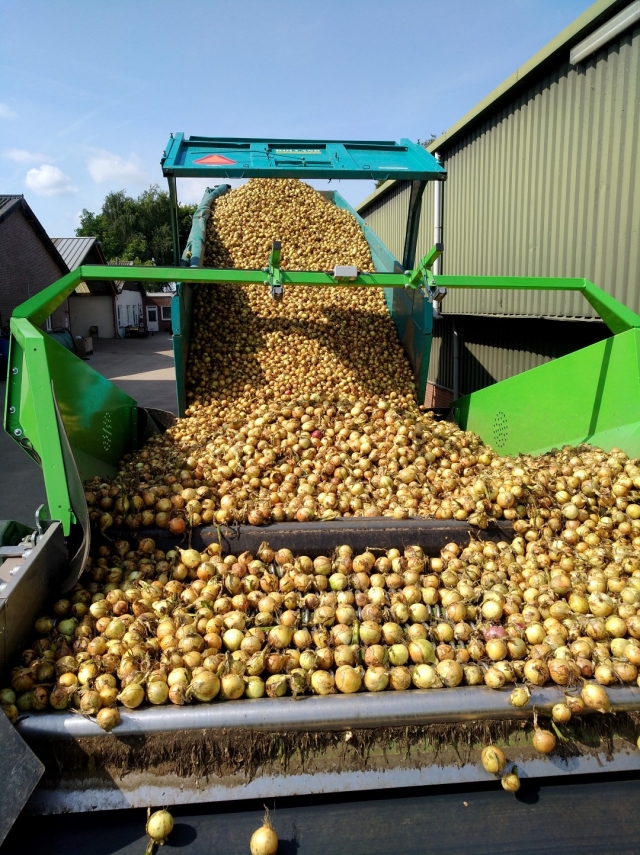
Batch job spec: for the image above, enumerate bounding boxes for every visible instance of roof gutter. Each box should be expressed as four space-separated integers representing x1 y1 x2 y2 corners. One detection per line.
356 0 628 216
570 0 640 63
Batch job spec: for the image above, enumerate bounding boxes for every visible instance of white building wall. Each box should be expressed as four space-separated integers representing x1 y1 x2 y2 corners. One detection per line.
115 290 144 337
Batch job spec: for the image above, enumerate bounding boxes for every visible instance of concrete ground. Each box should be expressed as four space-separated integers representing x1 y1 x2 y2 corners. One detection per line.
0 332 176 527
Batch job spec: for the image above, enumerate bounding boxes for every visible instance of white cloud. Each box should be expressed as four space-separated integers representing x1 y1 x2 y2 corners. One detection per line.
87 150 148 184
0 104 17 119
25 164 78 197
177 177 245 206
4 148 53 164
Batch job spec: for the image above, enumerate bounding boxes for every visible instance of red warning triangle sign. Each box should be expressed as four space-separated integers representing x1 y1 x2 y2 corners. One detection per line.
193 154 237 165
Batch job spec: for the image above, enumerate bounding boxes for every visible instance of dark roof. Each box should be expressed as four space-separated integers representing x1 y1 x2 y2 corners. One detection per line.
52 237 116 296
0 194 68 275
52 237 114 296
0 195 23 218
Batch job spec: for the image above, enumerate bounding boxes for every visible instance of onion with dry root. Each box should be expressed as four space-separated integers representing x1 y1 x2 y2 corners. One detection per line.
250 807 279 855
532 713 557 754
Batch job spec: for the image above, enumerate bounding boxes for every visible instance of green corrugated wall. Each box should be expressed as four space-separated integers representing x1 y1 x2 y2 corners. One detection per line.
363 22 639 320
361 18 639 396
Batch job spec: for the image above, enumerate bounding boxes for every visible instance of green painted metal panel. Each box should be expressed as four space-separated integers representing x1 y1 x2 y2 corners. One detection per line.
454 329 640 457
172 282 195 417
7 237 640 533
5 319 137 533
162 135 446 182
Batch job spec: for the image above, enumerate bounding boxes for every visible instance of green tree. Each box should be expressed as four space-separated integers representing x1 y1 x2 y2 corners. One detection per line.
76 185 196 289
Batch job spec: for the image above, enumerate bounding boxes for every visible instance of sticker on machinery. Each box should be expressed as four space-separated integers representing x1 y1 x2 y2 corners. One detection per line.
274 149 322 155
193 154 237 165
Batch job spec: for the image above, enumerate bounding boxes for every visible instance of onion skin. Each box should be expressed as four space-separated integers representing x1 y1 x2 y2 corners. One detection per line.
501 771 521 792
335 665 362 694
532 728 556 754
146 808 174 852
510 687 530 708
96 707 121 732
250 819 278 855
481 745 506 775
581 683 611 713
551 703 572 724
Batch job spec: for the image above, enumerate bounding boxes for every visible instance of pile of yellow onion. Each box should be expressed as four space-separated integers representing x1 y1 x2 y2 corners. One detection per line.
2 523 638 732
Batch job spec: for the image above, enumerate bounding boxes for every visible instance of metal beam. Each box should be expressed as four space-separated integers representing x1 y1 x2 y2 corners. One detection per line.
13 262 640 339
16 683 640 740
402 180 427 270
167 175 181 266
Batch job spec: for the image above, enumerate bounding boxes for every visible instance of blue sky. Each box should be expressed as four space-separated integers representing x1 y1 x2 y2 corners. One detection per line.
1 0 593 237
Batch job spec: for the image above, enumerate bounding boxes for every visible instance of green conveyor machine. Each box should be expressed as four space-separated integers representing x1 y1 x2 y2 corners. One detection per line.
5 133 640 554
4 133 640 827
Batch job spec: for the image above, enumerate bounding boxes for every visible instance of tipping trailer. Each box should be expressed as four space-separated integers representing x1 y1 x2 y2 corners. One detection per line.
2 134 640 851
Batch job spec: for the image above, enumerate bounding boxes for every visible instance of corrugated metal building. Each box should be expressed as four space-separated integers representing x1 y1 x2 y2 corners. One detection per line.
52 237 119 339
357 0 640 404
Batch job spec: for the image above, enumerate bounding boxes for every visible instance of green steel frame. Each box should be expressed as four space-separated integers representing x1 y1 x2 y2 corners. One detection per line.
6 253 640 534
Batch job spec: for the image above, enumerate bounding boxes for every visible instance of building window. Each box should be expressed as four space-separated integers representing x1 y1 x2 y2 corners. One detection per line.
161 305 171 321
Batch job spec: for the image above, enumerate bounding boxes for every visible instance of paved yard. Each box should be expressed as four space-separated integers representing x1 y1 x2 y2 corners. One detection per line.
0 332 176 526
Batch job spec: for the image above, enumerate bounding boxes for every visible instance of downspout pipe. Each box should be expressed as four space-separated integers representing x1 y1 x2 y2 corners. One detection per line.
452 320 460 401
433 153 443 275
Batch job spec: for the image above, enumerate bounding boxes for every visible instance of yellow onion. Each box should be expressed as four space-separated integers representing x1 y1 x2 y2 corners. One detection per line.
244 676 265 699
501 770 521 792
335 665 362 694
551 703 572 723
581 683 611 712
117 683 144 709
146 808 174 850
408 639 436 665
96 707 121 732
481 745 506 774
310 670 335 695
364 666 389 692
411 663 440 689
79 690 101 715
523 660 549 686
2 703 18 724
265 674 288 698
146 681 169 705
221 673 245 700
250 809 278 855
533 727 556 754
436 660 463 687
484 667 506 689
510 686 530 708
